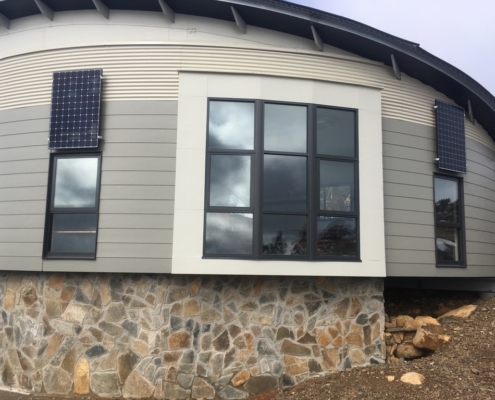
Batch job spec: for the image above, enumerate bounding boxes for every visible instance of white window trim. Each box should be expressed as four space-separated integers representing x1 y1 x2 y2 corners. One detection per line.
172 72 386 277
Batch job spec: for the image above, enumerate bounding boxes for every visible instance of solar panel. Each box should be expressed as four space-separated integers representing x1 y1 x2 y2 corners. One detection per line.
435 100 466 173
48 69 103 149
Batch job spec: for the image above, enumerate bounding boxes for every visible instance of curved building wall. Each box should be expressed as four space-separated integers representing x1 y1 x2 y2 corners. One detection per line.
1 11 494 276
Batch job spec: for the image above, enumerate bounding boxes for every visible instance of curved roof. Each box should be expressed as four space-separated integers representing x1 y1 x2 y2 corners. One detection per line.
1 0 495 140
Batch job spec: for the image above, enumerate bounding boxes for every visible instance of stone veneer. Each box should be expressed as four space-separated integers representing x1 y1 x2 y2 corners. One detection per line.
0 272 385 399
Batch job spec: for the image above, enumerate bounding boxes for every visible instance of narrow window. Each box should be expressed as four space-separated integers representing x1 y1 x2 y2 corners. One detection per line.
434 175 465 266
44 154 101 259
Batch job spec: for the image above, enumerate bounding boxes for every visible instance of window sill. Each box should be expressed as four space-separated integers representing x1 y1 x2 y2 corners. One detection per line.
43 254 96 260
436 263 466 268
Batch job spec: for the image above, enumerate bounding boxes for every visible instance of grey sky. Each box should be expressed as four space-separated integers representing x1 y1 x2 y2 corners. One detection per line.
290 0 495 96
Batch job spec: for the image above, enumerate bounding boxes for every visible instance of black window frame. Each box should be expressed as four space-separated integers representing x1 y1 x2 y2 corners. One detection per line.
203 98 360 262
43 152 102 260
433 173 466 268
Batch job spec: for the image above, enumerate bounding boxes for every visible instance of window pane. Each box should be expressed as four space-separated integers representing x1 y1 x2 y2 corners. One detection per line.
434 177 459 223
436 227 459 262
208 101 254 150
262 215 307 256
210 155 250 207
263 155 307 212
51 214 97 254
320 161 354 212
317 108 355 157
54 157 98 208
264 104 307 152
317 217 357 257
205 213 253 255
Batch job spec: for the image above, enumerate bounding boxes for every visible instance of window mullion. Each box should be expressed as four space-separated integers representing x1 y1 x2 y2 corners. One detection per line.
308 104 316 260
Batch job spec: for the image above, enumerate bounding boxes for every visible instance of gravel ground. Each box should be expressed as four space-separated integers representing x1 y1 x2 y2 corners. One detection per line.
1 288 494 400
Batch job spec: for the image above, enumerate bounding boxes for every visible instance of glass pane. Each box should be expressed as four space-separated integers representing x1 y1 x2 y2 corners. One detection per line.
205 213 253 255
54 157 98 208
320 161 354 212
317 108 355 157
317 217 357 257
434 177 459 223
208 101 254 150
210 155 250 207
263 155 307 212
51 214 98 254
264 104 307 152
262 215 307 256
436 227 459 262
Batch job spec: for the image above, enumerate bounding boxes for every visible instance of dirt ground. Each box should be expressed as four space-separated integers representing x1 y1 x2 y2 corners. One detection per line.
1 288 494 400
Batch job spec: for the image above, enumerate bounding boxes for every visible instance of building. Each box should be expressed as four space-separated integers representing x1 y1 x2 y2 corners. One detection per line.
0 0 494 398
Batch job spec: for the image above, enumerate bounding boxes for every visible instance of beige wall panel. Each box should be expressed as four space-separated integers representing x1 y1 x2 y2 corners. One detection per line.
0 132 47 149
102 115 177 130
0 159 49 175
0 146 46 162
0 105 49 123
386 249 434 264
0 201 45 215
384 196 432 213
383 144 435 163
384 209 433 226
0 172 46 188
0 257 42 271
0 229 44 243
101 143 176 158
383 182 433 201
42 258 171 273
466 229 495 244
0 243 42 257
96 243 172 259
0 187 47 201
383 130 435 151
99 199 174 215
103 130 177 144
385 222 434 238
386 236 434 251
383 170 432 187
0 120 49 136
102 157 176 172
98 214 174 229
98 229 173 244
466 241 495 255
100 185 175 200
0 215 44 229
101 171 175 186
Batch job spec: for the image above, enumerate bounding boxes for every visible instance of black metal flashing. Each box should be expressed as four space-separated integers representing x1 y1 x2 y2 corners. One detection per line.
1 0 494 140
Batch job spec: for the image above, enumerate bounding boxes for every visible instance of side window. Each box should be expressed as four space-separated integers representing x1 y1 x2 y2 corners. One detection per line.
44 154 101 259
434 175 465 266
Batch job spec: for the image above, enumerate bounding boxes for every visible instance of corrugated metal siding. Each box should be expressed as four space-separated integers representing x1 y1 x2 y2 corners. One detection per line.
0 44 493 149
0 101 177 273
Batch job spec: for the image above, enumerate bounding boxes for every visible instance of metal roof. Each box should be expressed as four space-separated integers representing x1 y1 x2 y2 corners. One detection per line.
1 0 495 140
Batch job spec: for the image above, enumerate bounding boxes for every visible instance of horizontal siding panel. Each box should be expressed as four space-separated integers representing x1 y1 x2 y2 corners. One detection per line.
465 218 495 233
384 196 432 213
464 194 495 211
98 229 173 244
103 100 178 115
0 243 42 257
0 187 47 201
385 222 435 238
0 172 47 188
96 243 172 258
465 207 495 223
101 143 176 158
0 120 49 136
384 183 433 200
386 236 434 251
0 146 47 162
382 118 434 138
0 159 49 175
101 171 175 186
103 130 177 144
100 185 175 200
102 157 176 171
467 253 495 267
384 170 432 187
383 156 433 175
0 215 45 229
464 183 495 201
383 144 435 163
0 106 50 123
386 249 434 264
383 131 435 151
0 201 45 215
0 257 42 271
98 214 174 229
102 115 177 130
384 209 433 225
0 229 44 243
466 229 495 244
99 199 174 214
466 241 495 255
43 257 171 273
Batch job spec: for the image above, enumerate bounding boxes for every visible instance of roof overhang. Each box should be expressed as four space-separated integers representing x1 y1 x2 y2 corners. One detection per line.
1 0 494 140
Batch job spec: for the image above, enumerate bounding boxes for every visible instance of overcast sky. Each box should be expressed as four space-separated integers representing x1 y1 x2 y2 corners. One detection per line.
290 0 495 96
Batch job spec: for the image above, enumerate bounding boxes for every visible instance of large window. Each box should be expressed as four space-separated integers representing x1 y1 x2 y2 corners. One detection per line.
204 100 359 260
43 154 102 259
434 175 465 267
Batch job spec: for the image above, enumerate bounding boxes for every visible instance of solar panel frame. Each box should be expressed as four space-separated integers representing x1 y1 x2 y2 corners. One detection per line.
435 100 466 174
48 69 103 150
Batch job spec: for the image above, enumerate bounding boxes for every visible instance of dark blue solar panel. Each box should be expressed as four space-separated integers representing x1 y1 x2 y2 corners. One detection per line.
48 69 102 149
435 100 466 173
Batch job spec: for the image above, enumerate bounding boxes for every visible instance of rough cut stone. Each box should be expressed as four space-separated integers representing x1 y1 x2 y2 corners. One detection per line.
192 377 215 399
219 385 249 399
348 296 362 318
244 375 279 395
168 331 191 349
284 355 308 376
123 370 155 399
163 381 191 398
45 333 64 358
331 298 350 319
400 372 425 385
105 302 127 322
118 350 141 383
213 330 230 351
91 372 121 397
132 339 150 357
46 274 64 290
413 323 450 351
74 358 90 394
232 370 250 387
43 366 72 395
438 305 477 319
395 343 426 360
322 348 339 371
183 298 200 317
280 339 311 356
85 344 108 358
60 303 90 324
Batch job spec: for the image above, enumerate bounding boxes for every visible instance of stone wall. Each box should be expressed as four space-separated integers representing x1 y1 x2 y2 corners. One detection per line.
0 272 385 399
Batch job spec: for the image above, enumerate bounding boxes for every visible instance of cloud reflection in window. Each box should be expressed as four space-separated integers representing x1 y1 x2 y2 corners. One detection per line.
54 158 98 208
